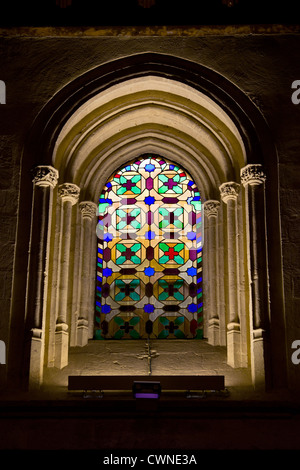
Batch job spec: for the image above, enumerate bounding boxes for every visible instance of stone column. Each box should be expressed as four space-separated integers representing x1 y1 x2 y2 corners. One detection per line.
55 183 80 368
88 217 98 339
203 200 220 345
241 164 269 389
26 165 58 388
220 181 241 368
77 201 98 346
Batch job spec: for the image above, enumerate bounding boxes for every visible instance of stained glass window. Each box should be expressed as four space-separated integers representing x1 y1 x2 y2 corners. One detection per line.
95 155 203 340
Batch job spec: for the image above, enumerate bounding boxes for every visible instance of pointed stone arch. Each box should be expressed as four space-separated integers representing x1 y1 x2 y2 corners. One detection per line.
8 53 286 392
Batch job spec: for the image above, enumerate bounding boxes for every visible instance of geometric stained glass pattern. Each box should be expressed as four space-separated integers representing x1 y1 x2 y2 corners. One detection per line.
94 154 203 340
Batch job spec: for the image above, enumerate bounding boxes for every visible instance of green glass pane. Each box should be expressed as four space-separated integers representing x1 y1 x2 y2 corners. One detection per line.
130 279 140 288
158 292 169 301
173 186 182 194
159 220 168 229
196 329 203 339
159 242 169 252
114 316 125 326
116 243 127 253
158 174 168 183
115 292 125 301
131 221 141 229
114 330 125 339
131 243 141 253
174 220 183 229
130 291 140 301
130 330 140 339
174 255 184 264
116 187 126 195
129 316 140 326
174 243 184 252
175 316 185 325
131 186 141 195
158 280 169 288
174 291 184 300
117 221 126 229
174 329 186 339
174 279 184 288
98 202 110 214
191 200 201 211
117 209 126 217
158 330 169 339
94 329 104 340
159 207 169 216
132 175 141 183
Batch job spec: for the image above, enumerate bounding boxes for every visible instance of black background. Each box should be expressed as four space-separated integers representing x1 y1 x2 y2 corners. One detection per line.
1 0 300 27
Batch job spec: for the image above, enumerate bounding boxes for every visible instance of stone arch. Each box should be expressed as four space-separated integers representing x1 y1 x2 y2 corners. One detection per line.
8 53 286 392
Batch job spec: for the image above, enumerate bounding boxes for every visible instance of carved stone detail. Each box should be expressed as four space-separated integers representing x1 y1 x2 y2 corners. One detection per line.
203 200 220 218
240 164 266 186
219 182 240 203
32 165 59 188
79 201 98 219
58 183 80 205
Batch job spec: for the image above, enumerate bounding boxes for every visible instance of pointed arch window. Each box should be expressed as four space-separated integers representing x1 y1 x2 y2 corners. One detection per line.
95 155 203 339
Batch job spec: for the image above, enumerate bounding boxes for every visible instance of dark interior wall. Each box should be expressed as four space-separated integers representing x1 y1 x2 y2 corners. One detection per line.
0 28 299 390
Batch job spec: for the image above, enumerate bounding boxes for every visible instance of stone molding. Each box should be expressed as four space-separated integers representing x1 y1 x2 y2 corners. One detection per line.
219 181 240 203
240 164 266 186
79 201 98 219
203 200 220 218
58 182 80 205
32 165 59 188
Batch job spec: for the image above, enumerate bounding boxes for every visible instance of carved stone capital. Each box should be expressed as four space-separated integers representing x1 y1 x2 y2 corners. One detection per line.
203 200 220 218
219 182 240 203
79 201 98 219
58 183 80 205
240 164 266 186
32 165 59 188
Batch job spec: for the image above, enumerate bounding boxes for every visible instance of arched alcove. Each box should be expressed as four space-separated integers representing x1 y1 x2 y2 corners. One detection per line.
8 53 287 393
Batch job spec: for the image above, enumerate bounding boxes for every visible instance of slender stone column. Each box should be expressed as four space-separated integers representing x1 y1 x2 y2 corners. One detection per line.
77 201 98 346
203 200 220 345
26 165 58 388
88 218 98 339
220 181 241 368
55 183 80 368
241 164 269 389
